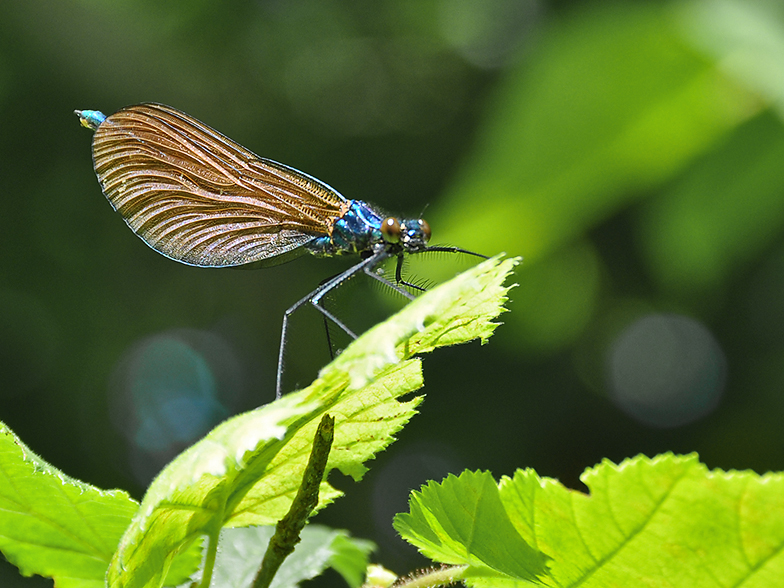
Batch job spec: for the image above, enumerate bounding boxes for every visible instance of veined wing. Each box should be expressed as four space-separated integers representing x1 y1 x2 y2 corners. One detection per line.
91 103 350 267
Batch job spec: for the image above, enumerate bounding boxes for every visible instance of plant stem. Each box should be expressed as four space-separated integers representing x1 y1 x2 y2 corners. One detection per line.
390 565 467 588
196 529 220 588
252 413 335 588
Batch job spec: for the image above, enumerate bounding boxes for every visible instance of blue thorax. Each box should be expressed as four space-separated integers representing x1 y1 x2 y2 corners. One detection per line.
305 200 385 257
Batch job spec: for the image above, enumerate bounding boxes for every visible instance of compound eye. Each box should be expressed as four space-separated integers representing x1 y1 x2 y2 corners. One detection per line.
381 217 402 243
419 219 431 242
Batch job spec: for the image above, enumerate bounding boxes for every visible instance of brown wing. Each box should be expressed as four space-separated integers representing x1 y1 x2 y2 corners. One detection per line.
91 103 350 267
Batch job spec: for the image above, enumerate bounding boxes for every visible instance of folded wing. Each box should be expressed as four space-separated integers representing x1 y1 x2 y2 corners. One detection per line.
91 103 349 267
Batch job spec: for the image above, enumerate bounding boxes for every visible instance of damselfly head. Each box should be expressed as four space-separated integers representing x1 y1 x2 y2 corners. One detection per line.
381 217 431 252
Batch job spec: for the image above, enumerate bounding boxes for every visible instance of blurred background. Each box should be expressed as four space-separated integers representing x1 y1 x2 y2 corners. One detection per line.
2 0 784 585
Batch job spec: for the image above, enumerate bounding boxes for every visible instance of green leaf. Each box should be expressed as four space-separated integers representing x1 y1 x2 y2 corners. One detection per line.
676 0 784 115
640 111 784 294
397 453 784 587
0 422 139 588
162 537 203 586
394 471 548 585
327 532 376 588
207 525 373 588
107 255 518 588
509 453 784 587
325 255 518 393
434 2 758 263
639 0 784 297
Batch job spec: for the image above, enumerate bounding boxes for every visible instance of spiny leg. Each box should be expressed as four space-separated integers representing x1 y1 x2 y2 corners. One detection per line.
276 251 387 398
423 245 489 259
393 254 427 292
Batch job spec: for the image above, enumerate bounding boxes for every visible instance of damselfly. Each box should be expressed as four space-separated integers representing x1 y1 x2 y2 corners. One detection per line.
77 103 484 397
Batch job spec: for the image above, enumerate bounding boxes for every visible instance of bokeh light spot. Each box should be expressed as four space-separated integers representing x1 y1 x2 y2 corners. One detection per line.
607 313 726 428
109 329 245 479
438 0 538 68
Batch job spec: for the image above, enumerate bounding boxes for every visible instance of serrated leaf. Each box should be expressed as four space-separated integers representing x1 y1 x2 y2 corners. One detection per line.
324 255 518 391
107 255 518 588
397 453 784 587
504 453 784 587
0 422 139 588
394 471 548 584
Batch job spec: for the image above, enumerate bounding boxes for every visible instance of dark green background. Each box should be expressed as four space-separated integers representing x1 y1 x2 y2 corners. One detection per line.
2 0 784 585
